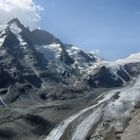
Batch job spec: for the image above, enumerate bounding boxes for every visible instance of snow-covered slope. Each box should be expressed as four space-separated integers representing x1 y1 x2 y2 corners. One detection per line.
114 52 140 65
85 52 140 88
36 43 63 60
0 25 8 47
65 45 102 72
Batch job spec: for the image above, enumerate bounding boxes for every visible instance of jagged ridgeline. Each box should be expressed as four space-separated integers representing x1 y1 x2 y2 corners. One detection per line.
0 18 140 105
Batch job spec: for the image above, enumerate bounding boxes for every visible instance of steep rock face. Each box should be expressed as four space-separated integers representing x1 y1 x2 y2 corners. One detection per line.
87 66 123 88
32 29 60 45
0 69 14 88
124 62 140 76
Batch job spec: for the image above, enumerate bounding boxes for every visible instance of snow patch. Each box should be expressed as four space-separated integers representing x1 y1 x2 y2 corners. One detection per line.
0 24 8 32
35 43 62 60
0 97 7 106
0 37 6 47
0 27 7 47
9 22 22 35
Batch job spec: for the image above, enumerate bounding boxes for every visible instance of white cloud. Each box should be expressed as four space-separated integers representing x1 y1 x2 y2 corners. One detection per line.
0 0 43 29
91 49 100 56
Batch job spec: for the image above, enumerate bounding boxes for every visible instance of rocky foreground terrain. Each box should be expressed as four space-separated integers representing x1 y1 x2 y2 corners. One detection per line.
121 109 140 140
0 18 140 140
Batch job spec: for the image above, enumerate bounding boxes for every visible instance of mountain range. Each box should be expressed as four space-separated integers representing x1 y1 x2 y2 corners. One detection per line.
0 18 140 140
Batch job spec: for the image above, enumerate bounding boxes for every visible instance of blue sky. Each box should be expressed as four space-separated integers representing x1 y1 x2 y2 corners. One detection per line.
35 0 140 60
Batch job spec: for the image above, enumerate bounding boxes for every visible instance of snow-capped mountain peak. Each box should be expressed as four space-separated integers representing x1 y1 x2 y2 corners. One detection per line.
8 18 26 31
114 52 140 65
0 18 26 48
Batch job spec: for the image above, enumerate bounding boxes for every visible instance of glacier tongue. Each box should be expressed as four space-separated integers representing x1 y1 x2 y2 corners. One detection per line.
71 107 103 140
107 76 140 120
45 76 140 140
